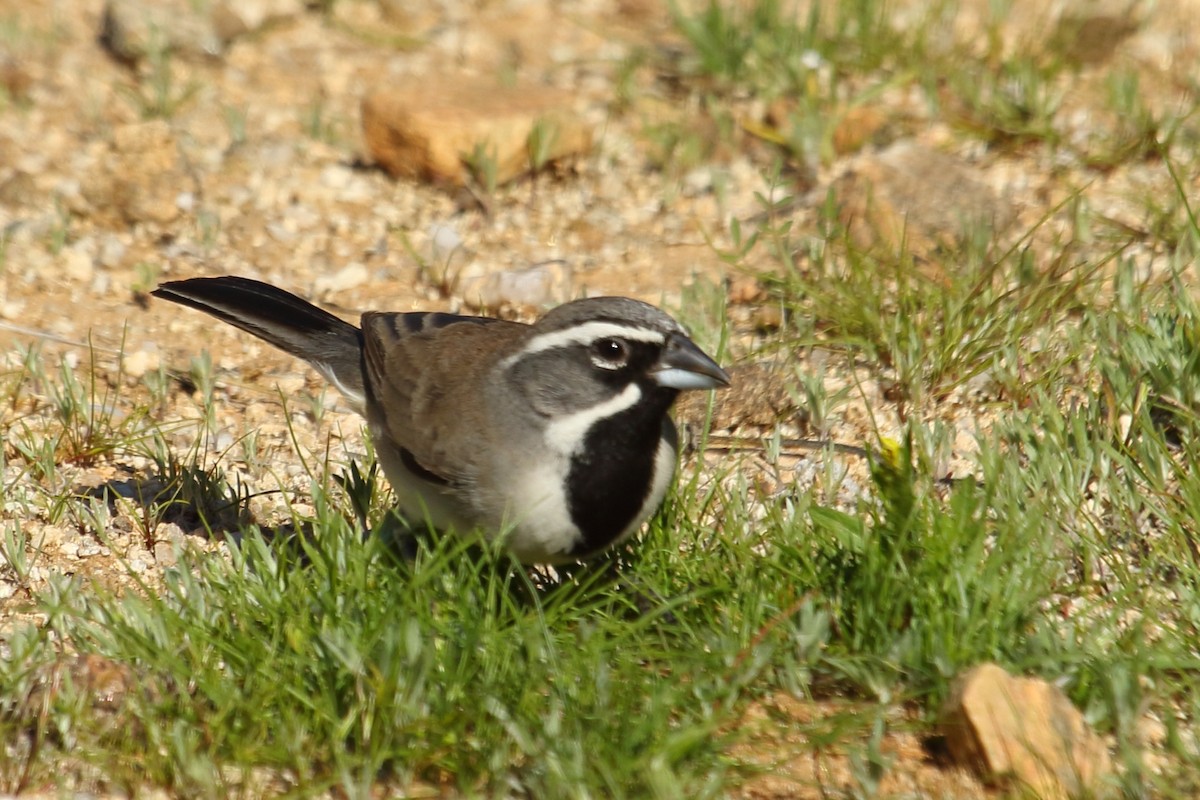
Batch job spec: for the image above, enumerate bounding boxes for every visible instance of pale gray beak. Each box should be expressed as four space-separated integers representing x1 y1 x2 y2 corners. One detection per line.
652 333 731 390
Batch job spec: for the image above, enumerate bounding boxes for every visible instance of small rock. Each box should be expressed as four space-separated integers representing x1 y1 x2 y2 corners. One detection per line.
97 234 127 269
751 304 783 332
940 663 1114 800
71 653 137 709
318 163 353 190
53 178 88 215
152 541 178 567
314 262 369 294
0 53 32 102
681 167 714 196
1049 0 1144 65
376 0 451 37
832 106 888 156
728 274 766 305
210 0 304 42
0 170 37 206
99 0 224 63
429 222 463 263
362 78 594 187
461 261 573 311
833 141 1012 261
81 120 198 226
266 221 296 244
62 243 95 283
122 348 161 379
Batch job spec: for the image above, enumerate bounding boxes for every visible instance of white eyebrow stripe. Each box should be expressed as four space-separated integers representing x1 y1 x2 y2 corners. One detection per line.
502 321 667 367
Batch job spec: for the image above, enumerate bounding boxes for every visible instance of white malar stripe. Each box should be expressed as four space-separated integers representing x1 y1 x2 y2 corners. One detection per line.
501 322 667 368
542 382 643 457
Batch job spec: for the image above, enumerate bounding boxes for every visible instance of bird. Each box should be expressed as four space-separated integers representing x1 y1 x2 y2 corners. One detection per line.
152 276 730 564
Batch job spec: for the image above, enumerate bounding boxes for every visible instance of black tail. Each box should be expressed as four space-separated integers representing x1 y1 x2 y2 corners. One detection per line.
152 277 366 408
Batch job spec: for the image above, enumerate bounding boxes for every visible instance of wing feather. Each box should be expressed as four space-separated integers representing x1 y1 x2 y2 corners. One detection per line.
360 312 527 485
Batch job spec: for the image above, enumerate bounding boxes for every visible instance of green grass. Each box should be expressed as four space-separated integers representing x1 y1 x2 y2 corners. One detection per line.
115 34 202 121
5 311 1200 795
0 446 818 796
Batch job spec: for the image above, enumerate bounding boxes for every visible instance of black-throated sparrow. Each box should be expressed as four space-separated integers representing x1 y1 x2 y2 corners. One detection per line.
152 276 729 563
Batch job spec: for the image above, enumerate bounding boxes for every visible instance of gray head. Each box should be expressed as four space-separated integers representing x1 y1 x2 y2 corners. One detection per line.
498 296 729 420
534 296 687 336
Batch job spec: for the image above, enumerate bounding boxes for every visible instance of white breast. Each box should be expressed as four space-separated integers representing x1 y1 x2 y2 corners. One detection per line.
371 434 477 532
370 381 678 564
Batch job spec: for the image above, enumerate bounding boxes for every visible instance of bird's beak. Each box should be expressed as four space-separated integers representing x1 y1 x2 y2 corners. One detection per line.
652 333 731 390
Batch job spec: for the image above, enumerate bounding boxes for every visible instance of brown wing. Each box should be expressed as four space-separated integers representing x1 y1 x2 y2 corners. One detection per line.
360 311 527 485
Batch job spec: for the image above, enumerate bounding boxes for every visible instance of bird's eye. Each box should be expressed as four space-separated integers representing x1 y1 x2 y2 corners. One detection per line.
591 338 629 368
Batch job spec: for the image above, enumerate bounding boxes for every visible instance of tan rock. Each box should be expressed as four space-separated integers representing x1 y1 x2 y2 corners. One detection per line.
728 274 767 305
361 80 593 187
210 0 304 42
941 663 1114 800
750 304 783 332
944 0 1145 63
461 260 574 311
1050 4 1143 66
833 141 1012 261
0 170 37 206
375 0 453 37
832 106 888 156
121 348 161 379
99 0 223 62
0 52 32 102
81 120 198 226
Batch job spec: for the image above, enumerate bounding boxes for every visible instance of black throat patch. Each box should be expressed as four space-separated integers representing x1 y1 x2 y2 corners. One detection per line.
564 387 679 556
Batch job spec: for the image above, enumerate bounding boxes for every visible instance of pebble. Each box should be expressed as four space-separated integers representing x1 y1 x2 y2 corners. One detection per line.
91 273 112 296
62 242 94 282
429 222 463 263
100 0 224 62
122 348 161 379
319 163 353 190
153 540 179 567
314 261 368 294
266 221 297 244
461 261 573 311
